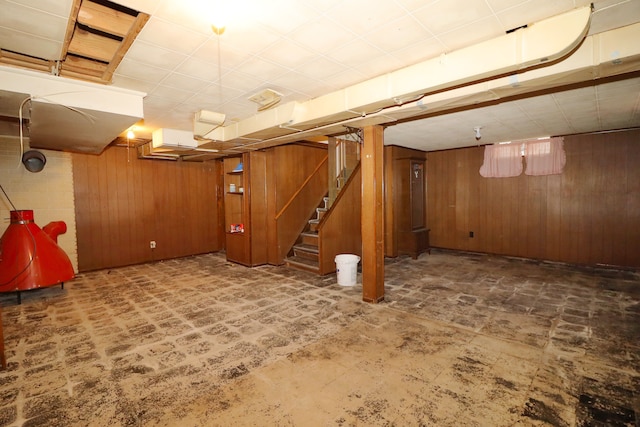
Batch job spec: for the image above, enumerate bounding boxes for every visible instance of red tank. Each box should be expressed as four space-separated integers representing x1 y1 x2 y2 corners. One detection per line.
0 210 74 302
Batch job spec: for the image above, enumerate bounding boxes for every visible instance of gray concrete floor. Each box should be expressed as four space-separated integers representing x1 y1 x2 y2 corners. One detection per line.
0 250 638 426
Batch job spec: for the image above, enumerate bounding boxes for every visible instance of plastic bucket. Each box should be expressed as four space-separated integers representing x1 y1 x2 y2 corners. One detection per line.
335 254 360 286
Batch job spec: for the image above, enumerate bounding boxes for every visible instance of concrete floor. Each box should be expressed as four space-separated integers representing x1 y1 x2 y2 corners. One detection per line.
0 250 638 426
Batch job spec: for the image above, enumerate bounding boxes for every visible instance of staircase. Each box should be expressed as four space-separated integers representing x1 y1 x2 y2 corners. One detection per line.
285 196 329 273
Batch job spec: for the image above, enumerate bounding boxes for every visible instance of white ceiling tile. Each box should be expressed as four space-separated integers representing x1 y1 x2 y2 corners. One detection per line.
256 0 317 34
362 15 433 54
412 0 494 35
391 36 446 64
174 57 220 82
437 16 505 51
484 0 531 13
116 58 171 83
110 75 156 94
258 39 317 71
589 0 640 34
147 85 194 103
268 71 330 98
287 18 357 54
160 73 210 92
325 38 384 69
0 27 62 60
143 95 184 112
192 39 248 69
496 0 574 31
186 85 244 111
356 54 405 78
394 0 439 12
325 0 407 35
0 2 68 40
321 68 368 91
218 70 265 93
216 25 280 56
294 56 347 81
126 40 188 70
233 56 290 81
5 0 74 17
137 17 209 55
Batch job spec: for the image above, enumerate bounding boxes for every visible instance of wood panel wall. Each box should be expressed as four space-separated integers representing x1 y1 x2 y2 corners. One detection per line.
384 145 428 257
318 165 362 274
426 129 640 268
73 145 224 271
266 143 328 264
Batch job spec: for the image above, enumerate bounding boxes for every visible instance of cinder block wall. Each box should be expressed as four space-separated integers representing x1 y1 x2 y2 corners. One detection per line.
0 137 78 272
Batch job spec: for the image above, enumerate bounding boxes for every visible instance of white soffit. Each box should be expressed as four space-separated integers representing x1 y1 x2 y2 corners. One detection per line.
0 66 145 117
0 66 146 154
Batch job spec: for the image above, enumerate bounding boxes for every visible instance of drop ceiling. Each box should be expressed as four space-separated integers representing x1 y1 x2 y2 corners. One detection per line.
1 0 639 159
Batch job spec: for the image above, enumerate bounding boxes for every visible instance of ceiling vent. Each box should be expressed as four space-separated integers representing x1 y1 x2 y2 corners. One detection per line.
193 109 226 139
248 88 283 111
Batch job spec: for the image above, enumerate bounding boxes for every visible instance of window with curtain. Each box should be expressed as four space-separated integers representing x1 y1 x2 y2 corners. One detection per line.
479 137 566 177
479 143 523 178
524 137 566 175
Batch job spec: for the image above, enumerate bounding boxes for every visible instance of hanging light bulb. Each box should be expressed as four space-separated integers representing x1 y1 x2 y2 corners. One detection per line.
127 129 135 139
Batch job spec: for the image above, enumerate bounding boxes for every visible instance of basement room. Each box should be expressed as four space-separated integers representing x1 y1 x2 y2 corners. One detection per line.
0 0 639 425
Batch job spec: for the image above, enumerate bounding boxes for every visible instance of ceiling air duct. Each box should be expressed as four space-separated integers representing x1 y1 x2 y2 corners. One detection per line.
193 110 226 139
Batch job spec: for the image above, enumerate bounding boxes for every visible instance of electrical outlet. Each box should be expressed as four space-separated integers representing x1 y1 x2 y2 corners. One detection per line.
150 240 156 249
469 231 474 238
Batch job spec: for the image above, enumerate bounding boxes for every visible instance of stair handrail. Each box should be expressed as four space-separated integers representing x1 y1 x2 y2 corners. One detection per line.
275 154 328 220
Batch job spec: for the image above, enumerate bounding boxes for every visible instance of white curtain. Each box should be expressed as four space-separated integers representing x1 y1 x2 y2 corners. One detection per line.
524 137 566 176
479 143 523 178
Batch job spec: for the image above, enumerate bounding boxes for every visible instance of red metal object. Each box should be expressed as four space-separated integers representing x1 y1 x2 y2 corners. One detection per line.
0 210 74 299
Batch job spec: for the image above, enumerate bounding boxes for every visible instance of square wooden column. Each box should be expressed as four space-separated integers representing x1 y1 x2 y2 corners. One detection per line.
361 125 385 303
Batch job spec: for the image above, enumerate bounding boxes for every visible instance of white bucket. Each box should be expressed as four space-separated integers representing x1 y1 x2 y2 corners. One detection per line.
335 254 360 286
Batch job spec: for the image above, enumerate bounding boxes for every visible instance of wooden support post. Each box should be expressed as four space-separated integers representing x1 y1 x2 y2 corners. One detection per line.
361 125 385 303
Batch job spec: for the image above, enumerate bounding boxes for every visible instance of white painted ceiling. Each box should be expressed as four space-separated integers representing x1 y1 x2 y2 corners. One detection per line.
1 0 640 153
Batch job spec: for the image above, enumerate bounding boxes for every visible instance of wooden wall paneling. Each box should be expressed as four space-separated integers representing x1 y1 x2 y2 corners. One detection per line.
319 166 362 274
605 136 630 265
545 172 562 262
130 148 147 263
512 175 524 257
524 175 547 260
625 139 640 267
103 148 119 266
589 136 611 264
426 151 445 248
562 138 590 264
72 154 92 271
455 149 470 251
114 148 133 264
266 150 278 264
140 157 156 263
383 146 396 257
425 130 639 268
272 144 328 264
73 146 223 271
484 171 502 255
249 151 268 265
467 147 484 253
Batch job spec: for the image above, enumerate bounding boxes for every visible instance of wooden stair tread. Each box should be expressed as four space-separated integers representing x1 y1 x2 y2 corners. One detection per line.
285 256 320 273
294 243 318 253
